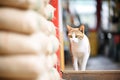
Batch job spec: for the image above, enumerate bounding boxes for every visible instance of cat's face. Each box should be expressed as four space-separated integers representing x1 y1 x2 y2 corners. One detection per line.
67 25 85 43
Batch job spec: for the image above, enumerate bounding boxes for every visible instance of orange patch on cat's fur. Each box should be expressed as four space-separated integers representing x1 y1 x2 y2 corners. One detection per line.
67 25 84 40
66 25 90 71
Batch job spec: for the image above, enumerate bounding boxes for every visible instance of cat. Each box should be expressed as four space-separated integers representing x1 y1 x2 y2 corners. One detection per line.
66 25 90 71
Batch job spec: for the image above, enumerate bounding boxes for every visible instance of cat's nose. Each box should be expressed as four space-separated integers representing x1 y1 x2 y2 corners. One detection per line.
79 37 83 40
72 38 78 43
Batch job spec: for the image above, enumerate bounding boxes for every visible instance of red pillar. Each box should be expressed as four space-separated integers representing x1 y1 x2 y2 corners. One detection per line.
50 0 62 77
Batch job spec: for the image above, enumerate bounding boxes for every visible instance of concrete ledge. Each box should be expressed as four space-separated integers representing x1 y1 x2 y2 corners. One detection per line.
62 70 120 80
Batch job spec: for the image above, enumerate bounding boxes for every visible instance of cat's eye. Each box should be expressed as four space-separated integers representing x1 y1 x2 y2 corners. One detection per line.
75 35 77 38
76 35 80 38
68 35 72 38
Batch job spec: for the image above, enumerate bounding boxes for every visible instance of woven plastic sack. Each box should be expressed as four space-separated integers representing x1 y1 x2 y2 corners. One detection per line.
42 4 55 20
0 0 49 10
46 54 57 70
0 31 52 55
0 8 55 35
49 35 59 54
0 55 47 78
49 68 60 80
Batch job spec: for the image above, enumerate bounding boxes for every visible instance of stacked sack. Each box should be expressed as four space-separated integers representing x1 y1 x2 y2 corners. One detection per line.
0 0 60 80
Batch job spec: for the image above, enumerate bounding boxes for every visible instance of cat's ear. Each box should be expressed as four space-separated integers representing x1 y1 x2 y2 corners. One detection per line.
79 25 85 33
66 25 72 31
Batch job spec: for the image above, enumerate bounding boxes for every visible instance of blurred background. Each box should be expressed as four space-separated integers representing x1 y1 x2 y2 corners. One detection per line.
61 0 120 70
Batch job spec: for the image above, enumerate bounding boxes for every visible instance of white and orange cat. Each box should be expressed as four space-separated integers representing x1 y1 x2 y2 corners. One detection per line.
67 25 90 71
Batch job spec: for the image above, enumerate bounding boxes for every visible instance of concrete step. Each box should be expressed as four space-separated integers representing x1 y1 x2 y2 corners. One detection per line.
62 70 120 80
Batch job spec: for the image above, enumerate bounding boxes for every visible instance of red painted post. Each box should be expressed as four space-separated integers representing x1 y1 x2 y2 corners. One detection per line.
50 0 62 77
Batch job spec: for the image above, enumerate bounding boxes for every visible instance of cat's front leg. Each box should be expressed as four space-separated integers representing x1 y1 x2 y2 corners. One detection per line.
81 54 89 71
73 57 78 71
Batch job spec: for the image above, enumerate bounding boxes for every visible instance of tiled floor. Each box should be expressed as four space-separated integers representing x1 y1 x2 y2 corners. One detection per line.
65 55 120 70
